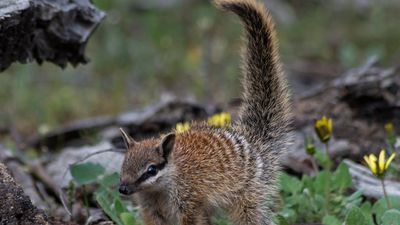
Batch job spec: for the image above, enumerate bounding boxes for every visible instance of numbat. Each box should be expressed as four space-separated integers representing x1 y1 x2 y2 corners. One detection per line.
118 0 291 224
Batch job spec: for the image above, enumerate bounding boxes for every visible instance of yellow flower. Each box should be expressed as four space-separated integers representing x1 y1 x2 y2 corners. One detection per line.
175 122 190 134
207 112 231 128
314 116 333 143
364 149 396 178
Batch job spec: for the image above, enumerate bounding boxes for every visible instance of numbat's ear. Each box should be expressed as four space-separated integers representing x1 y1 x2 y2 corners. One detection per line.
159 133 175 159
119 128 136 149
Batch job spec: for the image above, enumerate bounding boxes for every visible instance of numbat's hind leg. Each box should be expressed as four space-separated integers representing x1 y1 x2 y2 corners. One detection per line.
178 207 213 225
140 207 168 225
228 196 274 225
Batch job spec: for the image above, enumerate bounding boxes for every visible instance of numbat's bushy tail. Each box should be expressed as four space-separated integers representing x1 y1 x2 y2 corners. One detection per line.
216 0 291 159
118 1 291 225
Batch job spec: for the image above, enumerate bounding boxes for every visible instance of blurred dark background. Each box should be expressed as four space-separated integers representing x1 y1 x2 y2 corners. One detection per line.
1 0 399 135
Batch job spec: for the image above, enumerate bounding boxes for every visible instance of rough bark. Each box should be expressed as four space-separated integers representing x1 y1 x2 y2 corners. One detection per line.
0 0 105 72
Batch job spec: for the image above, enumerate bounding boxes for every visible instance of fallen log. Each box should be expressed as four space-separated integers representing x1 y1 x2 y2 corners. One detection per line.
26 99 208 150
293 58 399 156
298 57 400 123
0 0 105 71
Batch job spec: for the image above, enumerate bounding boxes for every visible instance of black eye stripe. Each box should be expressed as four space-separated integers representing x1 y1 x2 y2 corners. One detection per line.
135 162 167 185
136 172 152 184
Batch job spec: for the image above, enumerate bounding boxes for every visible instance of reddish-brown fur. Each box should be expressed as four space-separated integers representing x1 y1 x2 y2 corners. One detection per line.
119 0 291 224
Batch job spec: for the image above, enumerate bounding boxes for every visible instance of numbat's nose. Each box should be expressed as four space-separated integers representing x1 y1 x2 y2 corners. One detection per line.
119 183 134 195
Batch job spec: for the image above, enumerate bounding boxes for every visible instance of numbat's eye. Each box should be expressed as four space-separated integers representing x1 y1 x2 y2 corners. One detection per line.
147 165 158 175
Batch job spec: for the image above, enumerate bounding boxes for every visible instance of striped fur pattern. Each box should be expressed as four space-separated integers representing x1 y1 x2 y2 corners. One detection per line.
119 1 291 224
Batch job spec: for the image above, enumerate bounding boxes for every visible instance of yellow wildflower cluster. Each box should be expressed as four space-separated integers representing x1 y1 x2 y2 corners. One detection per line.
314 116 333 143
175 122 190 134
207 112 231 128
173 112 231 134
364 149 396 178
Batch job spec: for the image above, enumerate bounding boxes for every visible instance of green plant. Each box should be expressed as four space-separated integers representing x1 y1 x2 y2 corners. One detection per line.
277 169 400 225
340 196 400 225
70 162 139 225
277 118 400 225
314 116 333 169
372 197 400 225
277 162 360 224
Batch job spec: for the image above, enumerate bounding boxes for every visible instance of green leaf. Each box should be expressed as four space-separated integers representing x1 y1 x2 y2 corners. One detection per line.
70 162 105 185
99 172 121 199
120 212 136 225
322 215 341 225
314 171 330 195
341 190 364 217
360 202 372 215
345 207 369 225
114 198 126 216
278 208 297 223
96 193 123 225
101 172 120 187
301 175 313 190
333 163 352 191
280 173 303 194
381 209 400 225
315 151 331 170
358 202 374 225
372 196 400 224
345 190 363 203
274 214 290 225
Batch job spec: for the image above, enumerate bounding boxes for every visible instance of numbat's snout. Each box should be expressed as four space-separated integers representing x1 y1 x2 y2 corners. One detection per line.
118 183 135 195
